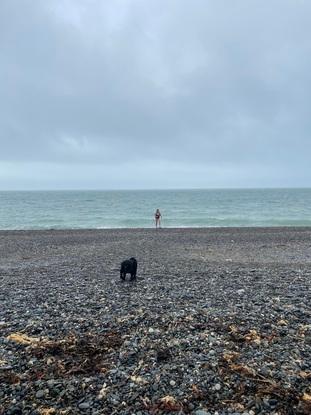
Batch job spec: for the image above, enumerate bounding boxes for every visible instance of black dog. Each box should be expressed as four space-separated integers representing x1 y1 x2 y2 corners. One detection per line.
120 257 137 281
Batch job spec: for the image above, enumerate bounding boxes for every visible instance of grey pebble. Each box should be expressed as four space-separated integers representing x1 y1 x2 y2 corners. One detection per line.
35 390 45 399
78 402 91 410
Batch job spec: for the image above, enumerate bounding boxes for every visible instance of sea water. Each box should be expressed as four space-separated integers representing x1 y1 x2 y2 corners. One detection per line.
0 188 310 230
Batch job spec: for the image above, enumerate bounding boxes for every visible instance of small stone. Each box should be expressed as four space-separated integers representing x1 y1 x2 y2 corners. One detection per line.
83 377 93 383
0 365 13 371
214 383 221 391
269 398 278 407
8 407 22 415
79 402 91 410
35 390 45 399
169 380 176 386
194 410 210 415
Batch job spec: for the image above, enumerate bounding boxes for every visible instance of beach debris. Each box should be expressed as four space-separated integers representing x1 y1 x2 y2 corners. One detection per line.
158 395 183 411
229 363 257 377
129 375 148 385
302 392 311 403
97 383 109 399
244 329 261 344
277 319 288 326
222 351 240 362
38 409 56 415
7 332 40 345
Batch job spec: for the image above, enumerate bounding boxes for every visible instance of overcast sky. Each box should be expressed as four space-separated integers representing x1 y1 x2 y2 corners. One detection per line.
0 0 310 190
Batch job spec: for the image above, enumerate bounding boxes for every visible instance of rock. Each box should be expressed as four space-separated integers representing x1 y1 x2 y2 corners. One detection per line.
35 390 45 399
0 365 13 371
79 402 91 410
7 407 23 415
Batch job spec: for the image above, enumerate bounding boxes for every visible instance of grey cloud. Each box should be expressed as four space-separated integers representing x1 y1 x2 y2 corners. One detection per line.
0 0 310 188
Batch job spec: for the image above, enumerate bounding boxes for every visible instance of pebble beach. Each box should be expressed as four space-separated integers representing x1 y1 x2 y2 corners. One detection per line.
1 227 311 415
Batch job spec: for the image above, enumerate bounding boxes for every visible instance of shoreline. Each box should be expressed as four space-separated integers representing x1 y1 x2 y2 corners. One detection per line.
1 227 311 414
0 224 311 232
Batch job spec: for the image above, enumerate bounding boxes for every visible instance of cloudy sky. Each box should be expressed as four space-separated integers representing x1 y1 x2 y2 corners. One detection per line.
0 0 310 190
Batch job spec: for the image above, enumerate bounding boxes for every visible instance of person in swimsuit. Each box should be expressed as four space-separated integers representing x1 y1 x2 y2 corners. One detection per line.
154 209 162 228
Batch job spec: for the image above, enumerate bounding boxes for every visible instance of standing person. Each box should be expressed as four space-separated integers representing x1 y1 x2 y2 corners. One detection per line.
154 208 162 229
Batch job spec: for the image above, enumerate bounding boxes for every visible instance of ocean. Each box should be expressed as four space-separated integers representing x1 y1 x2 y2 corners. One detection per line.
0 188 310 230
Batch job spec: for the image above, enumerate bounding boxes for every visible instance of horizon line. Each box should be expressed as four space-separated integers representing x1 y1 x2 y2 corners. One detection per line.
0 186 311 192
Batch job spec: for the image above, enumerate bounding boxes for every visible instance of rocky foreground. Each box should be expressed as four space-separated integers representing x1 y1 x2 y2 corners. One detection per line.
1 227 311 415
